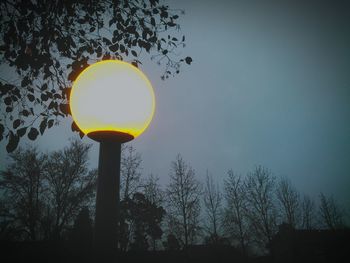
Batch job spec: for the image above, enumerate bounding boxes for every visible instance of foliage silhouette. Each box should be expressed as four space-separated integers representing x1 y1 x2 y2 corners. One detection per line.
0 147 47 240
120 192 165 251
0 0 192 152
0 139 97 241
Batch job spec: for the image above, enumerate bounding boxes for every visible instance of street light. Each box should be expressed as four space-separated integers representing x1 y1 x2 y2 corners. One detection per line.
70 60 155 253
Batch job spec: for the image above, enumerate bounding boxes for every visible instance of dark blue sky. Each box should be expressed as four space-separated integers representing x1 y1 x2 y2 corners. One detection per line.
1 0 350 209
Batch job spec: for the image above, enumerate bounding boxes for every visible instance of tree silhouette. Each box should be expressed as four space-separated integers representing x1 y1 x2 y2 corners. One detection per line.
120 192 165 251
319 192 344 230
203 170 222 243
276 177 300 228
166 154 202 248
244 166 277 249
0 0 192 152
120 145 142 201
43 139 97 239
301 194 316 230
0 139 96 241
143 173 163 207
223 170 250 254
119 144 143 250
0 147 46 240
143 173 164 250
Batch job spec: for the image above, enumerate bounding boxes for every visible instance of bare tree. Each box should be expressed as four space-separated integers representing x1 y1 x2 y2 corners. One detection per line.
143 174 163 207
0 147 47 240
0 140 97 241
142 173 164 250
301 194 316 230
223 170 249 254
166 154 201 248
120 145 142 201
245 166 277 248
276 177 300 228
119 145 143 250
44 139 97 239
319 193 344 230
203 170 222 240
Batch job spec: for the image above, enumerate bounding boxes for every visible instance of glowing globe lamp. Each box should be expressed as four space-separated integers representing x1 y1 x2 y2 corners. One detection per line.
70 60 155 142
69 60 155 253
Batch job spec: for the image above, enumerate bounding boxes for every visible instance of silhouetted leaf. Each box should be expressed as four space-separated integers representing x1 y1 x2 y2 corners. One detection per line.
48 101 55 110
21 77 30 87
109 17 116 27
27 94 35 102
28 127 39 140
22 109 29 116
6 131 19 152
149 36 157 43
103 37 112 46
41 93 48 101
41 83 48 90
60 103 70 115
151 17 156 26
131 50 138 57
4 97 11 105
48 119 54 129
185 56 192 65
13 119 21 129
17 127 27 137
39 119 47 135
120 44 125 53
109 43 119 52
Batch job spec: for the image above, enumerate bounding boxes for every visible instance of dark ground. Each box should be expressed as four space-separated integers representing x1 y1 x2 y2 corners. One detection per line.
0 241 262 263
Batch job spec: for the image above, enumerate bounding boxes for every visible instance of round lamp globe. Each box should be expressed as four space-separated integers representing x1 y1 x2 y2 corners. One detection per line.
70 60 155 142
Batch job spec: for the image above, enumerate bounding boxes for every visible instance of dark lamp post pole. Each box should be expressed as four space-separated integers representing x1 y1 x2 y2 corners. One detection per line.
88 131 133 254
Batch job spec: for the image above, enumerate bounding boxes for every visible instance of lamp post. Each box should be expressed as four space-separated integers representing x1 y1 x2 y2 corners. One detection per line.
69 60 155 254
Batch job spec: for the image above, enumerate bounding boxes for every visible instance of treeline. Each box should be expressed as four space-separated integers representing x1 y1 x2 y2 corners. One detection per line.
0 140 347 255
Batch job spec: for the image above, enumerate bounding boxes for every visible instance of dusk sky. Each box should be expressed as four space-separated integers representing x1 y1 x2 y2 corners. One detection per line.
1 0 350 210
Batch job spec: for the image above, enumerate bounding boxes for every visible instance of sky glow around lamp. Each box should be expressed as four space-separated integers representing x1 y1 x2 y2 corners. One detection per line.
70 60 155 142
